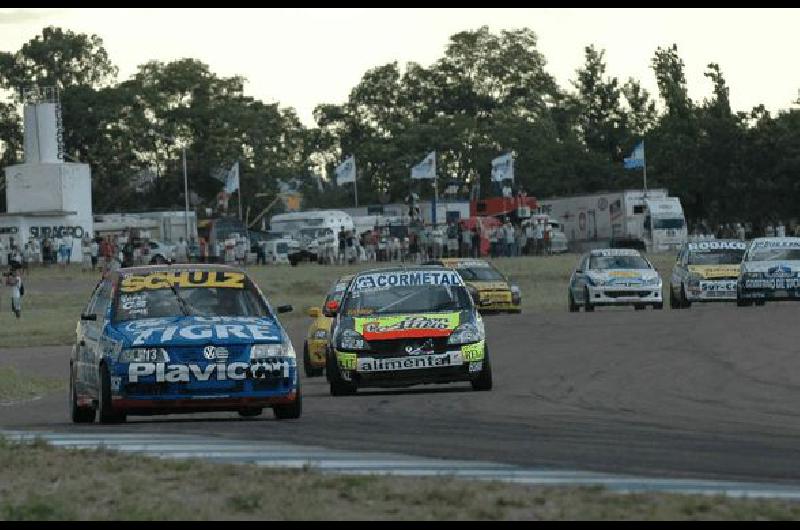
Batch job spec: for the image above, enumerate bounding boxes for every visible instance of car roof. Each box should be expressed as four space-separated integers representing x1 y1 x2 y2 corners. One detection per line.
751 237 800 244
588 248 641 257
353 265 455 276
113 263 245 277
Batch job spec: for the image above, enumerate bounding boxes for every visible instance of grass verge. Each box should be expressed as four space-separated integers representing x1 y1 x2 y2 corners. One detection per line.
0 437 798 520
0 367 65 403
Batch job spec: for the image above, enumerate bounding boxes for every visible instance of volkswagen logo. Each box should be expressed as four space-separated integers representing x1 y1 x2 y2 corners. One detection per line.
203 346 217 360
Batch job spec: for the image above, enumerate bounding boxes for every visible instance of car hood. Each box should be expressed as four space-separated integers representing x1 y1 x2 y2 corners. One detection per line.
587 269 659 283
351 312 462 341
741 261 800 277
467 280 510 291
109 316 284 347
687 265 740 278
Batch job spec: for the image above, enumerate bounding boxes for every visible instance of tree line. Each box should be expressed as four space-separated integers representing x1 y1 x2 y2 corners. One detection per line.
1 26 798 231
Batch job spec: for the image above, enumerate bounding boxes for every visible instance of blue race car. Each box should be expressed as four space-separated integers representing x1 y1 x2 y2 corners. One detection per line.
69 264 301 423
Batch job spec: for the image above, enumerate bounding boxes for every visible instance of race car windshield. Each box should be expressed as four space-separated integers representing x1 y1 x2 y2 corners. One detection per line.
455 266 504 282
342 285 471 316
748 248 800 262
688 249 745 265
590 256 650 270
113 285 270 322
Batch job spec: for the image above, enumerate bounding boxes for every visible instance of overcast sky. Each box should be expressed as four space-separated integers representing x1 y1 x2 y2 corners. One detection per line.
1 8 798 127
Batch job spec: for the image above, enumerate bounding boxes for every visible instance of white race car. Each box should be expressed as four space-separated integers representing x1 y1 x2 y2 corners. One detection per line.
737 237 800 306
568 248 663 312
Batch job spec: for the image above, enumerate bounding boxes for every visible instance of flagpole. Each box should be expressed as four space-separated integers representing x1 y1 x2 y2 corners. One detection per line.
432 152 438 228
642 140 648 197
353 156 358 208
237 161 243 221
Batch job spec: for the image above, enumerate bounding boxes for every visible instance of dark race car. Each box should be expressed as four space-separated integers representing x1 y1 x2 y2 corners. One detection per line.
325 266 492 395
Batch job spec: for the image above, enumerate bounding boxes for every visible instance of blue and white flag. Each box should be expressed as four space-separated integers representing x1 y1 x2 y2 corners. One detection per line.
623 141 645 169
411 151 436 180
335 155 356 185
224 161 240 193
491 152 514 182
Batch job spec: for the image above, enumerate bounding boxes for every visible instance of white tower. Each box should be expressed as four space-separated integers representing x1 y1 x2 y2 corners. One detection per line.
1 87 93 261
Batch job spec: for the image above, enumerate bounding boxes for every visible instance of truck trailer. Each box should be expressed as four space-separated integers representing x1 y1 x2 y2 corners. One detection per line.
538 189 687 253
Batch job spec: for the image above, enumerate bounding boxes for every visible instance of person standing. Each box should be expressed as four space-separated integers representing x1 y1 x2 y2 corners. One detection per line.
89 237 99 272
534 221 544 256
199 237 208 264
503 219 515 257
63 232 73 265
8 268 23 318
175 237 188 264
543 223 552 256
461 224 472 258
516 223 527 257
471 227 481 258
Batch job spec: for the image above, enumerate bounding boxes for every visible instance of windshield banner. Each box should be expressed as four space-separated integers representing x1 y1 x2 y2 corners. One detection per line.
355 313 460 340
353 270 464 291
120 271 245 293
752 239 800 249
688 241 746 251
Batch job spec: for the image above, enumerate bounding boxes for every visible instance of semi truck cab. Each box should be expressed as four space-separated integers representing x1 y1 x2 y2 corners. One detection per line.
642 197 687 252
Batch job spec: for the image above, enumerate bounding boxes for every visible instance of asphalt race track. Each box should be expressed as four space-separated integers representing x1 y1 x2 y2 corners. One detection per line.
3 303 800 486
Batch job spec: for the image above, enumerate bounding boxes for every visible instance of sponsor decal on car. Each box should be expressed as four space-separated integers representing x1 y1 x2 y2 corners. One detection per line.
461 340 485 362
592 249 641 257
688 241 747 251
355 313 460 340
120 271 245 293
120 316 280 346
127 359 290 383
353 270 463 291
608 271 640 278
336 352 358 370
356 351 463 372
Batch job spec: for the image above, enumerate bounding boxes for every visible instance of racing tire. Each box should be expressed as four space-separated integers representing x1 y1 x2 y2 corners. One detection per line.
568 291 580 313
327 352 357 396
238 408 263 418
755 300 766 306
273 381 302 420
634 304 646 311
70 364 95 424
583 288 595 312
653 303 663 310
737 296 752 307
303 343 324 378
150 254 166 265
98 364 126 424
470 347 493 392
669 285 679 309
680 286 692 308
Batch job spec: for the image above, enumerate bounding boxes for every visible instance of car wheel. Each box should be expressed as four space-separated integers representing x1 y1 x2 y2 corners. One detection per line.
98 364 126 424
273 380 302 420
70 363 95 424
755 299 766 306
470 346 493 391
327 352 357 396
669 285 679 309
150 254 166 265
680 285 692 308
653 303 663 310
634 304 646 310
583 287 594 312
737 295 752 307
568 290 579 312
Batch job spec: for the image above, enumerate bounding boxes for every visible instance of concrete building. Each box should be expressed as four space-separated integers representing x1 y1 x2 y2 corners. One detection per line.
0 88 93 262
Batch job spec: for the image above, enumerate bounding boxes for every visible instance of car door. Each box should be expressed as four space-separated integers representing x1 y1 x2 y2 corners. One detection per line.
74 282 102 396
571 254 590 301
82 279 113 395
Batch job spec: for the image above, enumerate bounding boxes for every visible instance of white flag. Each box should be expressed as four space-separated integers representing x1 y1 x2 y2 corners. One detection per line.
411 151 436 180
224 161 240 193
491 152 514 182
335 155 356 185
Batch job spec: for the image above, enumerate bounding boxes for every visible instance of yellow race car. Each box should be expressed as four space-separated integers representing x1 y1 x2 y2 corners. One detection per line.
432 258 522 313
303 275 352 377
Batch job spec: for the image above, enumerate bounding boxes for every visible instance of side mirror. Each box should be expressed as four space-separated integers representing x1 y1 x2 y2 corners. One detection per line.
277 305 293 314
80 313 97 321
323 299 339 317
307 306 322 318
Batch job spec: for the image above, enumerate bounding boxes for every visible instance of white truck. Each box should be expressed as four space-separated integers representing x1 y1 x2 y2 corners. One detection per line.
538 189 687 253
269 210 354 265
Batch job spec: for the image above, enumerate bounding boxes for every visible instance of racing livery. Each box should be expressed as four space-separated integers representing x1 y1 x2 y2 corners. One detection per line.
302 274 352 377
69 265 301 423
430 258 521 313
325 266 492 395
568 248 663 311
670 239 746 308
737 237 800 306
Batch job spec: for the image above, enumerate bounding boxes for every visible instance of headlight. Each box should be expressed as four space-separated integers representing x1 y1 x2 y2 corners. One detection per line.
250 342 296 359
338 329 368 351
447 323 484 345
510 285 521 303
117 347 169 363
643 277 662 286
510 285 520 294
586 275 605 287
313 329 328 340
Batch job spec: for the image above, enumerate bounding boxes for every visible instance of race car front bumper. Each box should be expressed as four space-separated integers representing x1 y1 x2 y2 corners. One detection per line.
335 341 485 389
686 279 738 302
477 291 521 313
307 338 328 367
587 285 662 306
